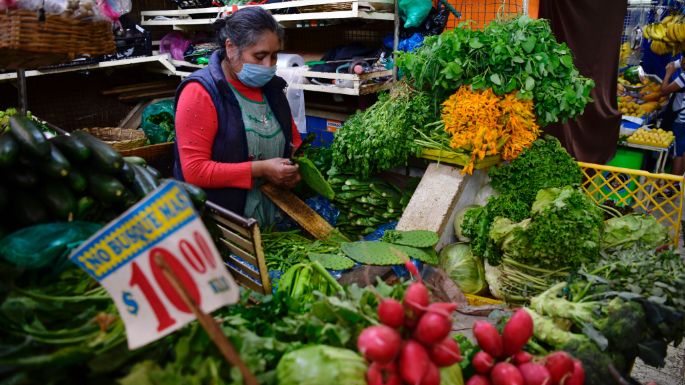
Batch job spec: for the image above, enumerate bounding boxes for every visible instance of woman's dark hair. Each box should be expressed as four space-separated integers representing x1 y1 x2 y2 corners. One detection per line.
214 7 284 54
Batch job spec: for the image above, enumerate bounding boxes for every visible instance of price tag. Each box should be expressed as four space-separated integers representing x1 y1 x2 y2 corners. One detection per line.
70 180 239 349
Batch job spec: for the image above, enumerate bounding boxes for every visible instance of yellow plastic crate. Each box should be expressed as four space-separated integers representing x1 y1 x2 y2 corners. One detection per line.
578 162 684 246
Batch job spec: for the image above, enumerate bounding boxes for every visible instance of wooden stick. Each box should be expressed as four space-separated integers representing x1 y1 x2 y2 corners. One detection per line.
152 251 259 385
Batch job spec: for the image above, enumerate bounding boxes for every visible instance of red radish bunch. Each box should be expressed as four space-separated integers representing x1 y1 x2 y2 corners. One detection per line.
358 261 462 385
465 309 585 385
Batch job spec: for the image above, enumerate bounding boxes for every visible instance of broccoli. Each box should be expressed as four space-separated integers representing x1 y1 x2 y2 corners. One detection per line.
562 337 629 385
596 297 646 352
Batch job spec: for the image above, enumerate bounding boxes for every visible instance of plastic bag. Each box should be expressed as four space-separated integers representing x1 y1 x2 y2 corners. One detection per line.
277 67 307 134
160 32 192 61
98 0 131 21
142 100 175 144
0 222 102 270
399 0 432 28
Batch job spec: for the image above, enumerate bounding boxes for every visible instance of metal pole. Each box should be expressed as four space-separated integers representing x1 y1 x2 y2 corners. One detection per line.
393 0 399 81
17 69 27 115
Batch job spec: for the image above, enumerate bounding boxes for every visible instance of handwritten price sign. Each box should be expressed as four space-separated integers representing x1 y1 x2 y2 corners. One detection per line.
70 180 239 349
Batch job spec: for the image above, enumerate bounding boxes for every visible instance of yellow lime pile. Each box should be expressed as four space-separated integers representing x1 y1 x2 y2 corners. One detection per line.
627 127 675 148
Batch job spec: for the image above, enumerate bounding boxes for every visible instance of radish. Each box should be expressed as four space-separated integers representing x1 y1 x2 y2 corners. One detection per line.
427 302 458 316
405 259 422 281
420 362 441 385
512 351 534 365
561 360 584 385
466 375 492 385
491 362 524 385
378 298 405 328
404 282 430 319
414 311 452 345
472 351 495 374
399 340 430 385
518 362 551 385
357 325 402 363
473 321 504 358
429 337 463 367
502 309 534 357
544 351 574 385
367 361 402 385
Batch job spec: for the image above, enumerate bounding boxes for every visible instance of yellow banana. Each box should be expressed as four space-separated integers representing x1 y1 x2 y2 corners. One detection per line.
662 15 675 25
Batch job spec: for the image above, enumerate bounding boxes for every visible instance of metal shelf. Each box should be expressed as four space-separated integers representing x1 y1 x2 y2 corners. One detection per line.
0 55 177 81
140 0 394 28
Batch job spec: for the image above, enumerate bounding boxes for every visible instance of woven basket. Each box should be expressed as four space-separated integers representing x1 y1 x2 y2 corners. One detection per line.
81 127 148 151
119 142 174 162
0 10 115 69
300 2 352 13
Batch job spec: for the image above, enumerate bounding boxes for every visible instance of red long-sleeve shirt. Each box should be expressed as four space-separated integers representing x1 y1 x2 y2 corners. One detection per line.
175 78 301 190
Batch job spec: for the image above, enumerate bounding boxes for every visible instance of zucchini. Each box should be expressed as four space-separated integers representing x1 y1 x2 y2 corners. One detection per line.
41 144 72 179
119 161 136 184
0 133 19 167
145 165 162 180
7 166 40 188
9 115 50 158
12 193 50 226
49 135 90 162
117 189 139 210
67 169 87 193
42 181 77 220
178 181 207 210
123 156 147 166
131 164 158 197
88 174 127 204
75 196 97 220
71 131 123 174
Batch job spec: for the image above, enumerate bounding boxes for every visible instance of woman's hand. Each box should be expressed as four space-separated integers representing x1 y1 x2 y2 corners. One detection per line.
252 158 301 189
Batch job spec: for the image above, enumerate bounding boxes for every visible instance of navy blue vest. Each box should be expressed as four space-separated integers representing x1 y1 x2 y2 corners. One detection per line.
173 51 293 215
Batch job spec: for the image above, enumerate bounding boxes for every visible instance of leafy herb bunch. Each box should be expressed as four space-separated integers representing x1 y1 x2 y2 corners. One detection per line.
331 82 433 179
397 16 595 126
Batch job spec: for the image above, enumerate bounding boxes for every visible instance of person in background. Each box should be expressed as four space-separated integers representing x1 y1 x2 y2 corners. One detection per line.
661 58 685 181
173 7 301 225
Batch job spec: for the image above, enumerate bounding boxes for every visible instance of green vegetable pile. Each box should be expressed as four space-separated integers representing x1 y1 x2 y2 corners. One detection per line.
481 186 603 303
457 137 583 264
330 172 418 237
397 16 595 126
490 186 604 270
1 246 407 385
331 81 434 179
261 230 342 272
0 260 145 385
524 244 685 385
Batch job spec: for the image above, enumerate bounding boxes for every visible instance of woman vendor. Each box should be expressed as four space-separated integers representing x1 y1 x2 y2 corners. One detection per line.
173 7 302 225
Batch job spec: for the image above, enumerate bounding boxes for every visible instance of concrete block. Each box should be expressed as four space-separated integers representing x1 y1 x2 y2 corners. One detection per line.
397 164 492 250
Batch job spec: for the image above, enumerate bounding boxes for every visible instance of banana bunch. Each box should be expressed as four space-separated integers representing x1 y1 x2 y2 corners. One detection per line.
620 42 632 67
644 14 685 55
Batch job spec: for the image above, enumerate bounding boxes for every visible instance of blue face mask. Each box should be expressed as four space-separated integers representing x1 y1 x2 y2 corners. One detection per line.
237 63 277 88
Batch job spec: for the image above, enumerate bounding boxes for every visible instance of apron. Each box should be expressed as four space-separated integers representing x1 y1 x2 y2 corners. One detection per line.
228 83 286 226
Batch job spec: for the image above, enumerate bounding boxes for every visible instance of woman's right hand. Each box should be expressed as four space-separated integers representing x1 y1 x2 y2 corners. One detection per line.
252 158 301 188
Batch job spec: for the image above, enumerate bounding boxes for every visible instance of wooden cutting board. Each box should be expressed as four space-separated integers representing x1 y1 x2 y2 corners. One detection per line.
260 183 335 240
